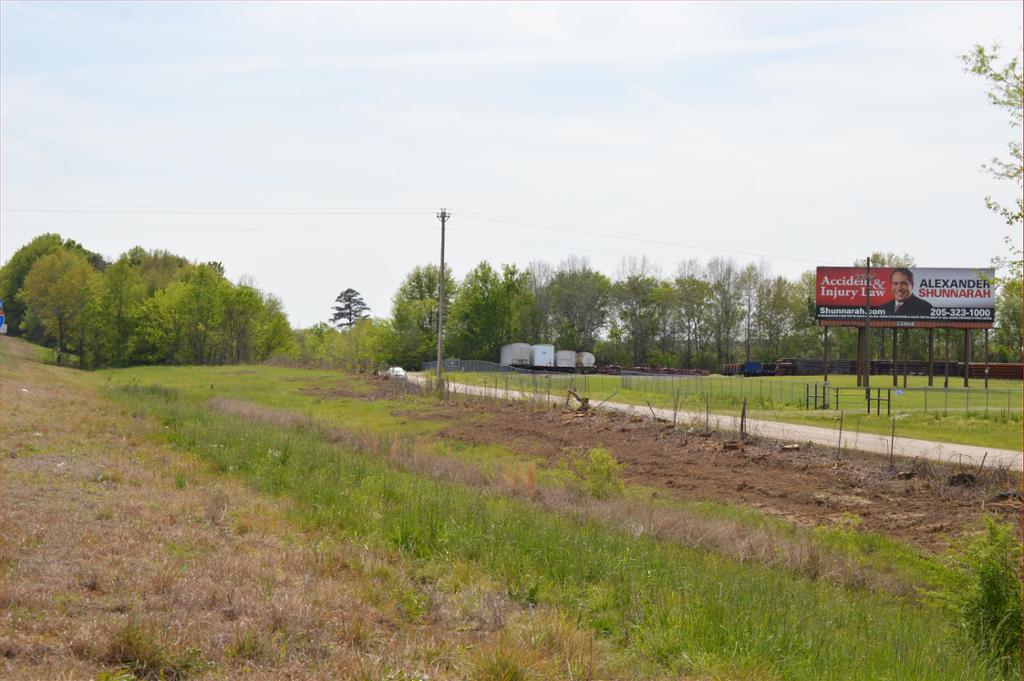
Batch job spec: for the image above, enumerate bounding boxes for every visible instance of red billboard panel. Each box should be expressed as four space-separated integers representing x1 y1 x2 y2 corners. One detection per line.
815 267 995 325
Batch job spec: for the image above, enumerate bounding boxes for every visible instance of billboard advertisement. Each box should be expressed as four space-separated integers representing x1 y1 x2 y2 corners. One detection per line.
815 267 995 324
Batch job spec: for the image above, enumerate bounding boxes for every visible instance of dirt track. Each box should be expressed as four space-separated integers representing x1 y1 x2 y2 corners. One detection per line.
409 383 1021 552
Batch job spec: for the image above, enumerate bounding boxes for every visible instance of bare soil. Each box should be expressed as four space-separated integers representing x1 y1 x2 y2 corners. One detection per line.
423 398 1021 552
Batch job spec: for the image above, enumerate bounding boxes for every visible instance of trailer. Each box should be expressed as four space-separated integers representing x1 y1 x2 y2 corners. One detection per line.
500 343 532 367
555 350 576 369
530 344 555 368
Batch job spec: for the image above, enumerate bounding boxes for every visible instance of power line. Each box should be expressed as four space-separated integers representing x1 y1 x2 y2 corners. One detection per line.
454 208 832 263
449 221 827 267
0 206 433 216
1 225 426 233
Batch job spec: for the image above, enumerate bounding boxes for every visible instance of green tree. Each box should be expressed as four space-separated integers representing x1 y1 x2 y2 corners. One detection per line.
0 233 64 337
706 257 741 367
96 256 146 366
133 281 188 364
253 291 292 362
612 256 663 366
18 249 97 361
962 44 1023 362
385 264 456 368
961 44 1023 231
548 256 612 351
221 284 263 363
992 278 1022 362
446 262 530 361
126 247 192 295
178 264 229 364
330 288 370 329
674 265 712 369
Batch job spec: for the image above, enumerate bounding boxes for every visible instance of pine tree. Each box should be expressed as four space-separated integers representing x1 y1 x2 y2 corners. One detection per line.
331 288 369 329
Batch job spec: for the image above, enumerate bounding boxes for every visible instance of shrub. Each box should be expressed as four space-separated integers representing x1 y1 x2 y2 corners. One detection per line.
572 448 623 500
926 516 1022 673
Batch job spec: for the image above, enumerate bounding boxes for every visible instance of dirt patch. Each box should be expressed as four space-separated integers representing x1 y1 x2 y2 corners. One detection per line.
298 375 407 401
425 399 1021 552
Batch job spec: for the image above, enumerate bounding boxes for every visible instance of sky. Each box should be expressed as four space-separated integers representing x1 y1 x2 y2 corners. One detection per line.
1 1 1021 327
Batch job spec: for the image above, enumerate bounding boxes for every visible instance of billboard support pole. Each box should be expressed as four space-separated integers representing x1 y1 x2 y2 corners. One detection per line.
963 329 971 388
892 328 898 387
944 330 950 389
927 328 934 387
902 329 909 388
864 257 871 401
822 327 829 383
855 327 864 387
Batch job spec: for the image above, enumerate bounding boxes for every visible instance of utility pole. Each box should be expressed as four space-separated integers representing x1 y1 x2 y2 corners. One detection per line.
436 209 450 385
864 256 871 401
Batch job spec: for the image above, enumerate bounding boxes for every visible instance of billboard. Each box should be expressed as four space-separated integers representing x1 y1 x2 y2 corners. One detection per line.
815 267 995 325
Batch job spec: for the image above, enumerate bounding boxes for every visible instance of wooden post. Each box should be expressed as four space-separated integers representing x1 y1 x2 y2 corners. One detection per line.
822 326 829 383
892 328 898 386
856 326 864 387
902 328 909 388
944 330 950 389
927 328 934 387
958 329 966 387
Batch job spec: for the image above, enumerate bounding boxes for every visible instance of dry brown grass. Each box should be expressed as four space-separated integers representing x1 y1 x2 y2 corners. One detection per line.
0 338 627 680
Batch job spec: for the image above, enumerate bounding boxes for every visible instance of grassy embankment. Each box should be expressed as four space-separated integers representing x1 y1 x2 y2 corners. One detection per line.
441 371 1023 450
2 337 632 680
86 361 1017 680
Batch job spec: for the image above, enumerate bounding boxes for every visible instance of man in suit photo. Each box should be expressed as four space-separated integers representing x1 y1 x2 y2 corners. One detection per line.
881 268 933 316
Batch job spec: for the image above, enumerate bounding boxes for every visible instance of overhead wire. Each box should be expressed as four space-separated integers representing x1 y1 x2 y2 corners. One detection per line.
0 203 994 269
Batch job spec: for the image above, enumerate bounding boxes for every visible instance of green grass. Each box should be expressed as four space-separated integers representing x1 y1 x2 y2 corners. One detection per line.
94 363 941 590
95 367 1015 680
441 371 1023 450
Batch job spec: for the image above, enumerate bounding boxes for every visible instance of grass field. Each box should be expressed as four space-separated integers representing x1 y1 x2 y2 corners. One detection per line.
103 371 1004 680
82 358 1017 678
440 371 1023 450
5 336 1019 680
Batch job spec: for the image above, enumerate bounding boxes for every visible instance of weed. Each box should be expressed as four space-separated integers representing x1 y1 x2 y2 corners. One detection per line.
102 620 205 680
571 448 623 500
926 516 1022 674
173 471 187 489
96 670 138 681
468 640 538 681
224 627 267 663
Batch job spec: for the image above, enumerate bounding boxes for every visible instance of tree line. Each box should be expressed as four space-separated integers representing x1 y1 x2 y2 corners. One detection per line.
292 252 1022 372
0 233 291 367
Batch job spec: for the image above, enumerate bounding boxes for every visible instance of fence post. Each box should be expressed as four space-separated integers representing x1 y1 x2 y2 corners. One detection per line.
836 410 844 458
889 418 896 470
740 399 747 441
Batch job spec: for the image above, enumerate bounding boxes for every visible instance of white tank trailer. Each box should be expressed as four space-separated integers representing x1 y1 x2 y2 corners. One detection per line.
555 350 577 369
530 344 555 368
576 351 596 368
499 343 532 367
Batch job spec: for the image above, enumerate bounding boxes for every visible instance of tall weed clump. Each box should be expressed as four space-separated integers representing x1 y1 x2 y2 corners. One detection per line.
927 516 1022 675
571 448 623 500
